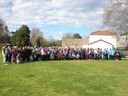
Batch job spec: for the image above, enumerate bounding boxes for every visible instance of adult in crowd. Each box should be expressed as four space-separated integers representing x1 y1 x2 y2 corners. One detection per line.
2 46 7 65
12 46 18 63
6 46 12 64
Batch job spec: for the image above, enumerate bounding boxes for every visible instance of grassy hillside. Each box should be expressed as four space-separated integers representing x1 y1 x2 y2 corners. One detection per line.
0 55 128 96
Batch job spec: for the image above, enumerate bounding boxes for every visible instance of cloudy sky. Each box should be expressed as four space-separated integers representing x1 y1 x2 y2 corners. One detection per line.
0 0 108 39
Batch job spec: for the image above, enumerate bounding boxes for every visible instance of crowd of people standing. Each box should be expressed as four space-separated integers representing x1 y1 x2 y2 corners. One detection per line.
2 46 122 65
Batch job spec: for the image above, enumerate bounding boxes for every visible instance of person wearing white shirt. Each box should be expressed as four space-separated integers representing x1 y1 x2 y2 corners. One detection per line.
41 47 44 61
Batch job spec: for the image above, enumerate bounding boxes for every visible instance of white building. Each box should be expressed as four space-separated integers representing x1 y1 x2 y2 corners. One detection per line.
117 32 128 48
83 30 117 49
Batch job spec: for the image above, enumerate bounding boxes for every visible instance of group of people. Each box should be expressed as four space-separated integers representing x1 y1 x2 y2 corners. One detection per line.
2 46 122 65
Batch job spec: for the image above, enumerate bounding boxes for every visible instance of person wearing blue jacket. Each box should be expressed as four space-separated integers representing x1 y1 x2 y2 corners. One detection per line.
111 49 115 60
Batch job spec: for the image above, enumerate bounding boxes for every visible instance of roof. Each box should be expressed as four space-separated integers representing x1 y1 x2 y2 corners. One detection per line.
88 39 114 47
90 30 117 35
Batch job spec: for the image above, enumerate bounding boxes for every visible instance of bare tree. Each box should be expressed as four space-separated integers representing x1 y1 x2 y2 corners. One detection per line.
0 19 5 36
0 18 10 42
103 0 128 47
30 28 44 47
62 33 73 40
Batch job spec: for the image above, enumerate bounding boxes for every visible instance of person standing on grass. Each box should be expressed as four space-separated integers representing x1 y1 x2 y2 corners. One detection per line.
2 46 7 65
89 48 93 60
25 46 31 62
114 49 122 60
6 46 12 64
12 46 18 63
41 47 44 61
111 49 115 60
35 47 41 61
20 47 25 62
16 47 21 63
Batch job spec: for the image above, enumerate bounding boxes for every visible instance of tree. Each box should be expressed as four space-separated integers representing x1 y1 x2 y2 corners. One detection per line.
44 37 62 47
62 33 82 40
0 19 4 34
4 25 9 32
35 36 42 47
62 33 73 40
11 25 31 46
103 0 128 46
30 28 44 47
72 33 82 39
0 18 10 43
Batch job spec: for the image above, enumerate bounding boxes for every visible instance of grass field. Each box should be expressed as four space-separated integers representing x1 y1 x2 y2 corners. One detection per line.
0 55 128 96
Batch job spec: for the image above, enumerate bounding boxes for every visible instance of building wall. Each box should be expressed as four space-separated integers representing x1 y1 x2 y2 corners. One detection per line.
88 41 113 49
89 35 117 48
62 39 88 48
117 36 127 48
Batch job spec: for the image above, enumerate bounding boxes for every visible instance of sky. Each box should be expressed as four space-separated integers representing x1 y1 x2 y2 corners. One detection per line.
0 0 108 40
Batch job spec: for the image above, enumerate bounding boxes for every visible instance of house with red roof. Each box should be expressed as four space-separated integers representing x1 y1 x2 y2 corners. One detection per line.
83 30 117 49
62 30 117 49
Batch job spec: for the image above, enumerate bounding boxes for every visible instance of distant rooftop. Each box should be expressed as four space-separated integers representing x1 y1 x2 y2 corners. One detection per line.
90 30 117 35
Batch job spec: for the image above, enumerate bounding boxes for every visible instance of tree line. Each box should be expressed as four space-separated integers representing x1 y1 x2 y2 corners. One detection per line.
0 18 82 47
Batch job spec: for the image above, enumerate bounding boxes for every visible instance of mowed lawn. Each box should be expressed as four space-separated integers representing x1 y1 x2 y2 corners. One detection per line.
0 55 128 96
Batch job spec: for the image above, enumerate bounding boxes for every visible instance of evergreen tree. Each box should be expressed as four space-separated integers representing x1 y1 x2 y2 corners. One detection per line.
72 33 82 39
11 25 30 46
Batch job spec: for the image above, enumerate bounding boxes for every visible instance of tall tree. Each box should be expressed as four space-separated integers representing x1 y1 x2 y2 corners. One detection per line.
0 18 10 42
72 33 82 39
30 28 44 47
0 19 4 34
11 25 30 46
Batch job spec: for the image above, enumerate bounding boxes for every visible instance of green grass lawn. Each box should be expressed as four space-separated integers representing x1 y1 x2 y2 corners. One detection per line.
0 55 128 96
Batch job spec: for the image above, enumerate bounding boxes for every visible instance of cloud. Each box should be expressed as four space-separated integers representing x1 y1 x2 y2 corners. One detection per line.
43 29 65 40
0 0 108 31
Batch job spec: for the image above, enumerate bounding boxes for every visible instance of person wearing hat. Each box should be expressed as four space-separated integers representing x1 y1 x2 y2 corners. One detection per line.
2 46 7 65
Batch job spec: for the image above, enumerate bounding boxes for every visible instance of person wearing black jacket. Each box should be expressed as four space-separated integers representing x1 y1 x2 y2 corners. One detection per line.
6 46 12 64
